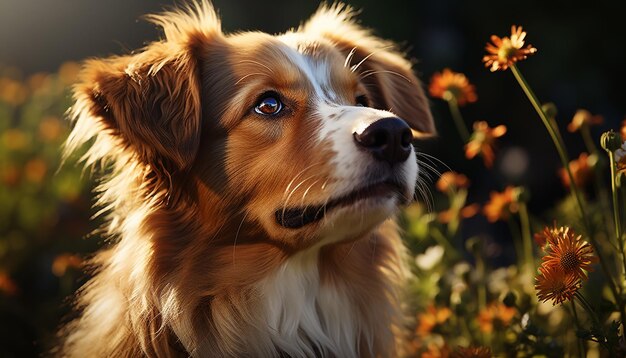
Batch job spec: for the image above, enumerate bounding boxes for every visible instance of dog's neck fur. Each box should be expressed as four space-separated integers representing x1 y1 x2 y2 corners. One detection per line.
58 172 407 357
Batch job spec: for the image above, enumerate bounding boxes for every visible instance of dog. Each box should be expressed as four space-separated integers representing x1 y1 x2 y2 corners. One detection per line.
58 1 434 356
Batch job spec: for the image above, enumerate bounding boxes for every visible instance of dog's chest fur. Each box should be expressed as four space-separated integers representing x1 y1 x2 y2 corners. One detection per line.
257 250 360 357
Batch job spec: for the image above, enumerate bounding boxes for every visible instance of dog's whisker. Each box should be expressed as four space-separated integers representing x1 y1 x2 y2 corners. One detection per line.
415 152 453 173
232 211 249 266
342 241 358 261
343 47 357 68
359 70 411 83
281 174 320 221
350 45 393 73
235 72 270 85
283 162 323 198
236 59 275 74
414 179 434 212
300 179 322 207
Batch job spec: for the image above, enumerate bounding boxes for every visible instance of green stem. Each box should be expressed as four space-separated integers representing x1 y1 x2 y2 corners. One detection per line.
570 301 586 358
510 64 588 229
608 151 626 278
447 97 470 143
519 202 534 271
510 64 621 309
581 125 600 156
431 226 461 260
575 293 604 335
507 217 524 269
575 293 610 351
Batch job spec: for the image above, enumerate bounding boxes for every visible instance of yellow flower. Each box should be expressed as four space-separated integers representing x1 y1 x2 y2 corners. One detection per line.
428 68 478 106
483 186 518 223
567 109 603 132
465 121 507 168
540 225 597 280
483 25 537 72
453 346 492 358
535 265 581 305
416 305 452 336
436 171 470 193
558 152 593 188
477 302 516 334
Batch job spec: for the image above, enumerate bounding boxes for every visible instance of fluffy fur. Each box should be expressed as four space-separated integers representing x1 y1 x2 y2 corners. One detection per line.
57 2 434 357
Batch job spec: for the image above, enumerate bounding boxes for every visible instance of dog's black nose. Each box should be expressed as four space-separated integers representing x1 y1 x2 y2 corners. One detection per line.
353 117 413 165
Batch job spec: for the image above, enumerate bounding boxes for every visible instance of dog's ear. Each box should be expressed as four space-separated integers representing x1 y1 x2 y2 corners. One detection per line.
67 2 221 171
302 4 435 138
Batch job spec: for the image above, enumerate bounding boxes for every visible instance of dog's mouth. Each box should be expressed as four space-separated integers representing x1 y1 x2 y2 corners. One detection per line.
275 179 406 229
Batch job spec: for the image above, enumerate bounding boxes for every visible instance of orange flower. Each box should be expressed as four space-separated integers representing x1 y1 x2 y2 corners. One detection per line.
0 271 18 296
453 346 492 358
477 302 516 334
483 186 518 222
438 204 480 224
58 61 81 86
534 222 561 248
558 152 593 188
0 77 28 106
428 68 478 106
483 25 537 72
541 226 597 280
465 121 507 168
436 171 470 193
620 120 626 141
416 305 452 336
39 116 64 142
52 254 83 277
567 109 604 132
422 343 452 358
1 165 20 187
24 158 47 183
535 265 581 305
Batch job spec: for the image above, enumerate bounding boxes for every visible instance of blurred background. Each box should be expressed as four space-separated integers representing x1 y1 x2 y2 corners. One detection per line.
1 0 624 356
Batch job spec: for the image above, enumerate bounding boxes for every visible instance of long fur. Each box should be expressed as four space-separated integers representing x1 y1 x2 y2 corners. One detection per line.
57 2 434 357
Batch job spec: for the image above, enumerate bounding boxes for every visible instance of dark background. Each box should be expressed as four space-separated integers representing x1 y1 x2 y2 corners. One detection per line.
1 0 625 355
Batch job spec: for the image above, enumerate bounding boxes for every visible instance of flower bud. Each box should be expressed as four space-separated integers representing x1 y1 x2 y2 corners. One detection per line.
511 186 530 203
601 131 622 152
541 102 557 118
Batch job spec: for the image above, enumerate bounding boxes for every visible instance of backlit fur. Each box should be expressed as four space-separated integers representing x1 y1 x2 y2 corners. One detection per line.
57 2 434 357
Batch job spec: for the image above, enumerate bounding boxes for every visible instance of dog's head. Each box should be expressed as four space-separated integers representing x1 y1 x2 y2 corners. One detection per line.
67 2 434 251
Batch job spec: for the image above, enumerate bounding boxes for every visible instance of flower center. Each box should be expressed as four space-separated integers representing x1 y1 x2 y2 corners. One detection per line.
443 86 462 102
560 251 579 272
497 40 517 61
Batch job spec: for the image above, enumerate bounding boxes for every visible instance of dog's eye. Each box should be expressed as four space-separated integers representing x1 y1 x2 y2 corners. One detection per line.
254 94 283 116
355 94 369 107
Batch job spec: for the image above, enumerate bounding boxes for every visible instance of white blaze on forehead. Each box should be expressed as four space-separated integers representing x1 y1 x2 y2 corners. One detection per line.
278 34 336 102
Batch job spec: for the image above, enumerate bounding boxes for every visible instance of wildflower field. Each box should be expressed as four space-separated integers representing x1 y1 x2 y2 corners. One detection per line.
1 15 625 358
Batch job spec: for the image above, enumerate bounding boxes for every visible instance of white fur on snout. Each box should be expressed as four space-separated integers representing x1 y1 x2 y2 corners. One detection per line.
317 103 418 196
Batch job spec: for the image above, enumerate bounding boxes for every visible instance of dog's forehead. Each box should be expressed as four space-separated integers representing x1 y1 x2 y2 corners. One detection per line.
277 33 354 102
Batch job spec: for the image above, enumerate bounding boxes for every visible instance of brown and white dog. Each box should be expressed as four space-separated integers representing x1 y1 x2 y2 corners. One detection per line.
58 1 434 357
